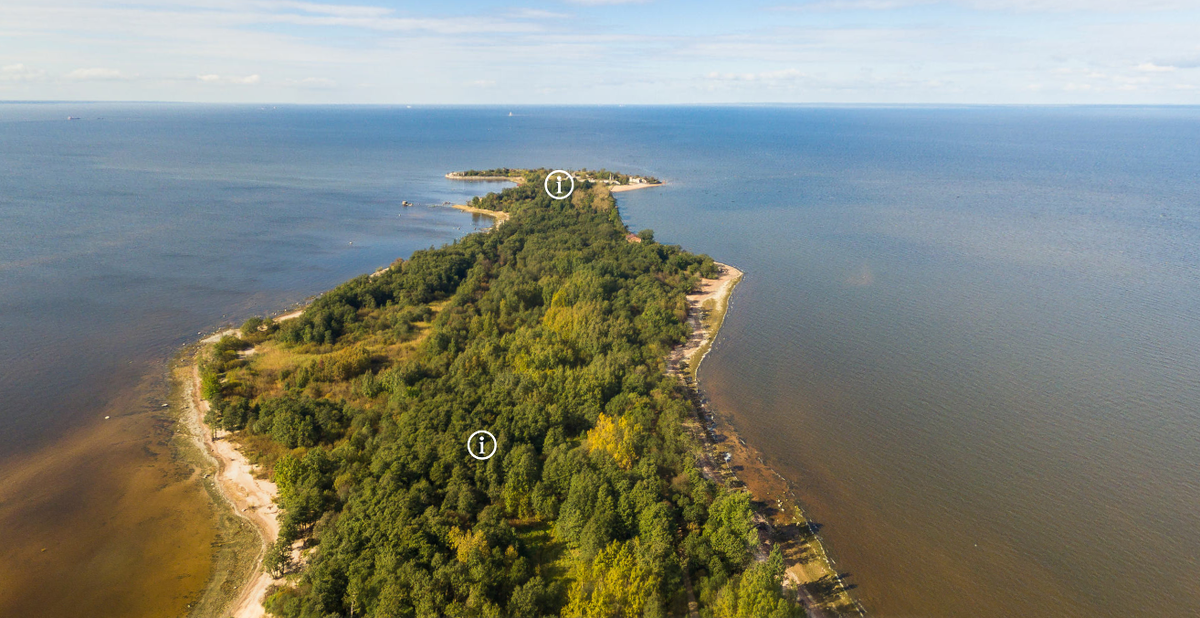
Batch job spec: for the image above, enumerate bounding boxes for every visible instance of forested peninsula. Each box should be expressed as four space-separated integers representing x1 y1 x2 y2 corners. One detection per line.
193 171 803 617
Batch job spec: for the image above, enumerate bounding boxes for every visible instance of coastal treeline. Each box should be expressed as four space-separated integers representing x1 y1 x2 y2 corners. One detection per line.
573 168 661 186
451 168 524 178
455 168 661 186
200 178 801 617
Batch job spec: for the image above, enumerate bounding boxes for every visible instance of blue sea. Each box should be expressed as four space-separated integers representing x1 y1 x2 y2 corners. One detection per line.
1 103 1198 617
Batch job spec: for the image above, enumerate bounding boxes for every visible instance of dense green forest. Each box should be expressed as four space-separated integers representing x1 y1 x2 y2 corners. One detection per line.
200 175 801 617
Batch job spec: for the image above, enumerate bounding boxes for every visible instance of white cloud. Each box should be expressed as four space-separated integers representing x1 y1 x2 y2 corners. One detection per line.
564 0 649 5
0 63 46 81
967 0 1200 10
706 68 807 82
777 0 1200 11
774 0 931 9
282 76 335 88
1137 62 1177 72
250 0 392 18
0 0 1197 103
197 73 261 84
252 13 543 34
507 8 570 19
65 67 129 80
0 1 546 38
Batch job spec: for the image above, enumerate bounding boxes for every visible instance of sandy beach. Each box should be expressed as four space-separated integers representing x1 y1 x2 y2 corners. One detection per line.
186 364 279 618
669 262 743 378
610 182 664 193
182 310 303 618
665 263 862 617
451 203 511 223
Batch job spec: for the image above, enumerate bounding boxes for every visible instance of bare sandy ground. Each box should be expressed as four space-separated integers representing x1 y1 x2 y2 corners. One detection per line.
187 364 279 618
274 310 303 322
667 262 744 376
186 310 304 618
200 310 303 344
200 329 238 344
610 182 664 193
452 203 511 224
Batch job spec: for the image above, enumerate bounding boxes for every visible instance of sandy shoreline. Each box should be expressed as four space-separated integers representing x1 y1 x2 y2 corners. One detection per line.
182 310 303 618
669 262 743 379
451 203 511 223
186 364 279 618
609 182 663 193
668 263 862 617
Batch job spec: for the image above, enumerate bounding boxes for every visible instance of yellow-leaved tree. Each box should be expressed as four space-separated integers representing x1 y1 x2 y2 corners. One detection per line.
587 413 639 469
564 540 661 618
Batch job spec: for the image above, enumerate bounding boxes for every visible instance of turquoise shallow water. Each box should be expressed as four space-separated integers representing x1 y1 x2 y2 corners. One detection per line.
2 104 1198 616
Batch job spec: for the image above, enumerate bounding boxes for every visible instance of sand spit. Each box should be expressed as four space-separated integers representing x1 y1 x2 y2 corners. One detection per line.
451 203 511 224
609 182 663 193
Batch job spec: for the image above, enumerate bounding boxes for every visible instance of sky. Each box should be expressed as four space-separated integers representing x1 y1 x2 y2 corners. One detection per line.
2 0 1200 104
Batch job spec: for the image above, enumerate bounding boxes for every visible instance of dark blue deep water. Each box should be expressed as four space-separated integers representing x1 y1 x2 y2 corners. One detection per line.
2 104 1198 616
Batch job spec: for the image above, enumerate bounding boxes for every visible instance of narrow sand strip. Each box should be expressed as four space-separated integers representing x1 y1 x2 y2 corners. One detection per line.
679 262 742 372
610 182 664 193
188 367 278 618
185 309 303 618
452 203 510 224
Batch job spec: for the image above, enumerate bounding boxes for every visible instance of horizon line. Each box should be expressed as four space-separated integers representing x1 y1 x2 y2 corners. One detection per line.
5 100 1200 109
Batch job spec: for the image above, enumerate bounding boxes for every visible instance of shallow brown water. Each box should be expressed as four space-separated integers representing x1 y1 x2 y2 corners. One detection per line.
0 104 520 614
0 370 215 617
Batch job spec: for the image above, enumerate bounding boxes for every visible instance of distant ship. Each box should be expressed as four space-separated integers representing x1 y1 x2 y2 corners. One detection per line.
67 116 81 120
508 112 513 117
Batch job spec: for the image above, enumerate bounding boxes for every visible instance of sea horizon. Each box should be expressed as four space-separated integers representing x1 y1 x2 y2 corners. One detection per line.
10 100 1200 108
